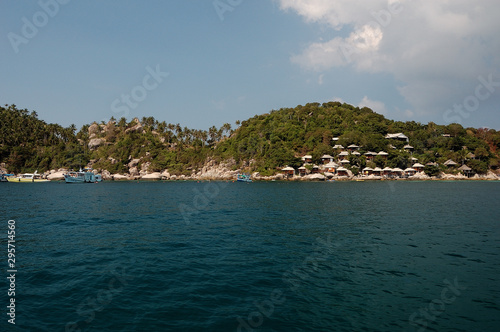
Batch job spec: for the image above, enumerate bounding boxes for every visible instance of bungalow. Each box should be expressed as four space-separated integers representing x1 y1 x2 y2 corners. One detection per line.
392 168 404 177
333 144 344 150
340 159 350 165
443 159 458 167
362 167 373 175
412 163 425 172
281 166 295 177
383 167 393 176
338 151 349 160
403 144 414 151
323 162 338 173
404 168 416 176
321 154 334 164
364 151 377 160
347 144 360 151
378 151 389 159
385 133 409 142
352 151 361 156
458 164 473 177
337 167 349 176
301 155 313 163
298 166 307 176
372 167 383 176
311 165 320 174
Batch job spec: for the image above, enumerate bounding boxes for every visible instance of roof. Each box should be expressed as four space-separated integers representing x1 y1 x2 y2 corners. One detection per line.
458 165 472 171
444 159 458 166
383 167 393 171
373 167 383 172
337 167 348 171
324 162 338 168
363 167 373 171
281 166 295 171
385 133 408 139
392 168 404 172
404 145 414 149
321 154 333 159
332 144 344 149
302 155 312 159
351 151 361 155
412 163 425 168
378 151 388 155
340 159 350 163
364 151 377 156
426 162 438 166
298 166 306 170
339 151 349 156
404 168 416 172
347 144 359 148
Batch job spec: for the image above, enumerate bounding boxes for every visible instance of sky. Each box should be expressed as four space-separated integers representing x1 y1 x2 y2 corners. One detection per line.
1 0 499 131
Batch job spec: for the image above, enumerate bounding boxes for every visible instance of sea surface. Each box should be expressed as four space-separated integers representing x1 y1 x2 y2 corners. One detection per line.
1 180 499 331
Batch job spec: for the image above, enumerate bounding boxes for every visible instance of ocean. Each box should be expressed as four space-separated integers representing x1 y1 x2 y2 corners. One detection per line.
1 181 499 331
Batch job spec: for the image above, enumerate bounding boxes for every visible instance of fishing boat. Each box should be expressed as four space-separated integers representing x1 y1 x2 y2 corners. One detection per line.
237 173 252 182
64 168 102 183
7 171 50 183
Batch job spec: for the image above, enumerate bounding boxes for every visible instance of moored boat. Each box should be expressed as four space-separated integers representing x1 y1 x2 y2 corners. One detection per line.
237 173 252 182
64 168 102 183
7 171 50 183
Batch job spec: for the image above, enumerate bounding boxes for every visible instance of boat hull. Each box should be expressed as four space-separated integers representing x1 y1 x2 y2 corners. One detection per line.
7 177 50 183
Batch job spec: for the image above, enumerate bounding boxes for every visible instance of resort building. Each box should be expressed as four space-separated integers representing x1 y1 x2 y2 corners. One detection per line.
362 167 373 175
378 151 389 159
321 154 334 164
323 162 338 173
385 133 409 142
338 151 349 160
298 166 307 177
337 167 349 176
281 166 295 177
458 164 473 177
404 168 416 176
301 155 313 163
444 159 458 167
412 163 425 172
347 144 360 151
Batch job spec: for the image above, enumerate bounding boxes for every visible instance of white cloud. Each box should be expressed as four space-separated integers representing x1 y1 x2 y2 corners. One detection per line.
280 0 500 121
358 96 387 115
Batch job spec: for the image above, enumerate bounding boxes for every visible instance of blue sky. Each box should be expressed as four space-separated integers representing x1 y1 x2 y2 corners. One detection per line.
2 0 499 131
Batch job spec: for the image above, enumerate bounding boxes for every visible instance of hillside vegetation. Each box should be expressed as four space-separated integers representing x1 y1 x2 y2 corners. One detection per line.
1 102 499 176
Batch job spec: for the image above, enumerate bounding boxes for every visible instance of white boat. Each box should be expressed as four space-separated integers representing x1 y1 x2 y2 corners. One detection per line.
64 168 102 183
7 171 50 183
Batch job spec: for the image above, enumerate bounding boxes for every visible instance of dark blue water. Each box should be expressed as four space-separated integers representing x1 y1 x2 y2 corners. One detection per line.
1 181 499 331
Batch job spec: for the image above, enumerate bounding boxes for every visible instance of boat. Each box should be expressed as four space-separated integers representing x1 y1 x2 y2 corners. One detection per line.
64 168 102 183
6 171 50 183
0 174 14 182
237 173 252 182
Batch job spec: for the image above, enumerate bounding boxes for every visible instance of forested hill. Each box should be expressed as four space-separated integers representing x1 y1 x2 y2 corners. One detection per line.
1 102 499 175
